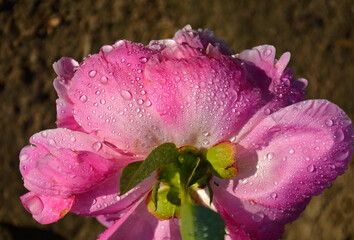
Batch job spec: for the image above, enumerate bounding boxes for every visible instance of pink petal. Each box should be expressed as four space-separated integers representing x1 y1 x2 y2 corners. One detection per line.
212 99 353 239
61 41 171 154
53 57 84 131
20 192 74 224
98 198 181 240
233 45 307 142
149 25 231 57
20 128 136 197
70 173 156 218
144 47 265 148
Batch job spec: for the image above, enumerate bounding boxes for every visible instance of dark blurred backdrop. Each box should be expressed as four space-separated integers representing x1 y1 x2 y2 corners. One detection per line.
1 0 353 239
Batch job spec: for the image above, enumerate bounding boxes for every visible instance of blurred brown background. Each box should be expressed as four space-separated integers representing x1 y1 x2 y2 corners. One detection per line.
0 0 353 239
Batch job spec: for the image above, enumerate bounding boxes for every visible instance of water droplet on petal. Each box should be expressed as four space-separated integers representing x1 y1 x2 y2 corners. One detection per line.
100 76 108 84
334 129 344 142
202 131 210 137
20 154 29 161
307 164 315 172
120 90 132 100
145 100 152 107
264 49 272 57
80 95 88 102
114 195 120 201
100 99 106 105
92 142 102 152
329 164 336 170
41 131 48 138
252 212 264 222
289 149 295 155
139 57 148 63
70 137 76 142
89 70 97 78
264 108 271 115
270 192 277 199
267 152 274 160
325 119 333 127
335 149 349 161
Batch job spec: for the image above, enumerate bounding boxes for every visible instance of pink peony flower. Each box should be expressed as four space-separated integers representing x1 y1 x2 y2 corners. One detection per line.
20 25 353 240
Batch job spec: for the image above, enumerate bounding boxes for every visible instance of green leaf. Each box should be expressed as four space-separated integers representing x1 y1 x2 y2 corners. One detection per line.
118 161 143 194
180 200 225 240
206 142 238 179
119 143 178 195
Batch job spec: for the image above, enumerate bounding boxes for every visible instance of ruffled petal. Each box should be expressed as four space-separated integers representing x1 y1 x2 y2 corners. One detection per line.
20 128 136 197
61 41 171 154
149 25 231 57
53 57 85 131
98 198 181 240
20 192 74 224
233 45 307 142
211 99 353 239
232 100 353 207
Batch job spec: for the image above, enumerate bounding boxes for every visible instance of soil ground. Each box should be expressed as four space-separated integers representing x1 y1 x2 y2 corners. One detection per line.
1 0 353 239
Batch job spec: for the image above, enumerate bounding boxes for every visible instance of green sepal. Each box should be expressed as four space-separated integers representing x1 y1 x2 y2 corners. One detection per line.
206 142 238 179
147 186 179 220
119 143 179 195
180 199 225 240
151 181 160 210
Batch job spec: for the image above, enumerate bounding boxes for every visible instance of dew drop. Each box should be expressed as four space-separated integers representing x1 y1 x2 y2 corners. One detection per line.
145 100 152 107
334 129 344 142
41 131 48 138
264 108 271 115
100 76 108 84
79 95 88 102
139 57 148 63
137 99 144 105
335 150 349 161
114 195 120 201
289 149 295 155
264 49 272 57
307 164 315 173
92 142 102 152
270 192 277 199
120 90 132 100
252 212 264 222
202 131 210 137
267 152 274 160
100 99 106 105
70 136 76 142
325 119 333 127
89 70 97 78
20 154 29 161
329 164 336 170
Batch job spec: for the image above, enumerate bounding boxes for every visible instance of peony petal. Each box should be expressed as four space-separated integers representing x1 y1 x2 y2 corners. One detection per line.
20 128 137 197
231 100 353 207
212 186 309 240
144 47 267 148
70 173 156 218
20 192 74 224
53 57 84 131
233 45 307 142
98 198 181 240
62 41 171 154
149 25 231 57
211 100 353 238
